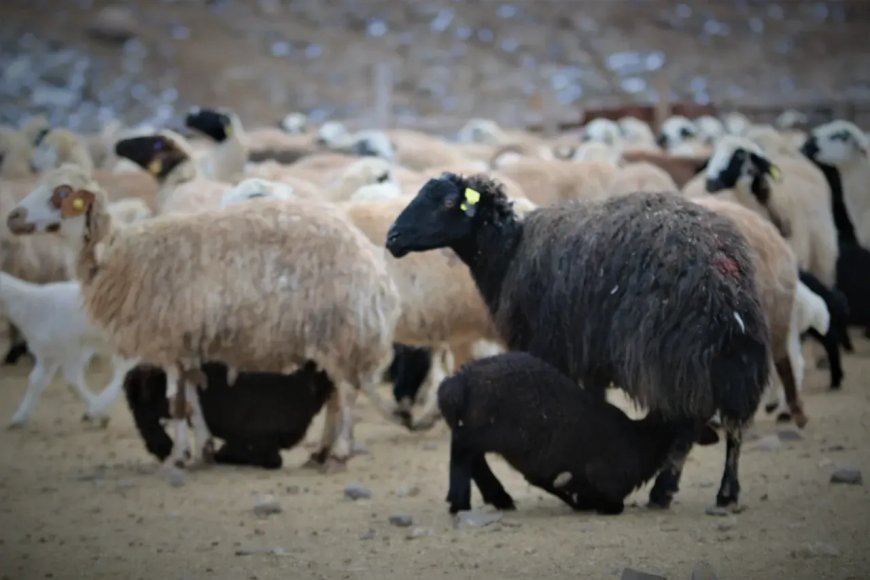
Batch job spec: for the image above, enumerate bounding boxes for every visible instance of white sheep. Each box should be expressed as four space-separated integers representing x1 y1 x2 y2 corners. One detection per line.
705 135 838 287
617 117 658 151
582 118 622 147
695 115 726 145
185 107 248 182
658 115 701 153
802 120 870 248
7 164 400 470
0 272 138 427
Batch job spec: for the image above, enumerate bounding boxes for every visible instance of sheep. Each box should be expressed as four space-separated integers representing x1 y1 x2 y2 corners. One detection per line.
617 117 658 151
114 130 230 215
124 361 333 469
387 344 432 419
798 270 850 389
185 106 247 181
457 118 505 146
581 118 622 147
31 128 96 174
695 115 726 145
658 115 706 154
705 135 839 287
723 112 751 136
801 120 870 249
605 162 678 198
0 127 36 179
220 178 299 209
106 198 153 225
776 110 808 131
386 173 774 510
746 125 802 158
7 164 400 470
621 150 708 189
561 142 622 164
243 126 321 164
280 112 310 135
836 242 870 336
691 197 802 423
0 272 138 427
438 352 719 514
493 158 618 206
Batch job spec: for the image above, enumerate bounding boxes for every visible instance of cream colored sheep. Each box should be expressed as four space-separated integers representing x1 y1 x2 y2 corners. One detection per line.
617 117 658 151
802 120 870 248
582 118 622 147
705 135 838 287
621 150 708 189
0 128 35 180
32 128 95 174
8 164 400 469
606 162 678 198
495 158 618 206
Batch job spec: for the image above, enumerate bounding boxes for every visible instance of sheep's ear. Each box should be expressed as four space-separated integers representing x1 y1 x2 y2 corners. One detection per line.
749 152 782 183
459 187 481 217
60 189 96 218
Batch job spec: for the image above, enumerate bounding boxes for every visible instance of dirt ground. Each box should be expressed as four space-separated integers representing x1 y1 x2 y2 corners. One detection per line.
1 336 869 580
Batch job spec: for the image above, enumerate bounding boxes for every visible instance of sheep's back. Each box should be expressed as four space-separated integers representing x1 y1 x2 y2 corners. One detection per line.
500 192 769 420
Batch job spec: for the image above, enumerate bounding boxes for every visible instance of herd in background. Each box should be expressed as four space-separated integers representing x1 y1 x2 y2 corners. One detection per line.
0 103 868 516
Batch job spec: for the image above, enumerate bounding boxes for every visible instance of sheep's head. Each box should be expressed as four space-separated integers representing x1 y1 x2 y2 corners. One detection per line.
582 118 621 147
115 131 189 179
617 117 656 146
350 131 396 160
801 120 868 166
457 118 503 145
705 136 782 201
185 107 235 143
7 164 98 239
280 112 310 134
317 121 350 147
695 115 725 145
658 116 698 150
386 172 513 258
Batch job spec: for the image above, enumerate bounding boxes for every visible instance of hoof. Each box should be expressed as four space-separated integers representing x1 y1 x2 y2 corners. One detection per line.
201 439 216 464
792 410 809 429
411 416 438 432
647 487 674 510
320 456 348 474
764 403 778 415
303 449 329 469
81 413 111 429
393 409 413 430
7 420 25 430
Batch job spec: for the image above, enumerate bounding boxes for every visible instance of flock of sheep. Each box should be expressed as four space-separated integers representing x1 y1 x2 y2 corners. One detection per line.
1 105 868 516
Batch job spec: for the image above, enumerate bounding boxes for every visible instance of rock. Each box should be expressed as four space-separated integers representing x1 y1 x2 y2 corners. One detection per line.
620 568 666 580
395 483 420 498
388 514 414 527
406 527 431 539
830 467 862 485
359 529 376 540
344 483 372 500
253 495 282 516
285 485 300 495
162 467 186 487
753 434 781 451
691 561 718 579
717 516 737 531
235 546 288 556
88 6 138 44
454 510 502 529
778 429 802 441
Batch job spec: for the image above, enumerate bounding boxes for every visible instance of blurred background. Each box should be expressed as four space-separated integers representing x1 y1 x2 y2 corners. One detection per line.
1 0 869 133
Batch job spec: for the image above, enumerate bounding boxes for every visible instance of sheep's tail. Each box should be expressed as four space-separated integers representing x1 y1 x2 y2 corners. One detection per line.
437 375 467 431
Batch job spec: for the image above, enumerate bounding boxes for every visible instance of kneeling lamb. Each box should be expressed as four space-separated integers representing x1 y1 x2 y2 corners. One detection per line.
438 352 718 515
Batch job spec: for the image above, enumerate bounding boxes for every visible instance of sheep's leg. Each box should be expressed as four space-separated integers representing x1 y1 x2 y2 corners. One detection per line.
446 434 474 513
4 341 28 365
471 455 515 510
321 381 357 473
808 328 843 389
164 368 192 468
774 357 808 428
412 345 454 431
184 376 215 465
305 387 341 468
61 352 98 407
9 361 58 427
715 421 743 509
85 356 140 422
647 421 696 509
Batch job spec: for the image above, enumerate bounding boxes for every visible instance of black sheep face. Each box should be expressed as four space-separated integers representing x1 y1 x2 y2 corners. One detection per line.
386 174 480 258
114 135 188 179
801 120 868 166
185 107 233 143
705 138 781 193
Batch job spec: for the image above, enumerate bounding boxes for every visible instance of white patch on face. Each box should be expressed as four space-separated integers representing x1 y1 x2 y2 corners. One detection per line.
353 131 395 161
618 117 655 145
281 113 309 134
220 178 296 208
583 119 621 146
695 116 725 144
706 136 763 185
811 120 869 165
660 116 698 150
318 121 350 146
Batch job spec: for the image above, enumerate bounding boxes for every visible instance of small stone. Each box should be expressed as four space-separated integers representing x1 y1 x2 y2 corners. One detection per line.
704 505 742 517
760 493 769 502
698 481 715 488
778 430 802 442
620 568 666 580
87 5 138 44
388 514 413 527
235 546 288 556
395 484 420 498
827 444 845 452
406 527 431 539
753 434 781 451
830 467 862 485
359 529 375 540
344 483 372 500
285 485 300 495
163 467 186 487
691 561 718 580
717 516 737 531
253 495 282 516
454 510 502 529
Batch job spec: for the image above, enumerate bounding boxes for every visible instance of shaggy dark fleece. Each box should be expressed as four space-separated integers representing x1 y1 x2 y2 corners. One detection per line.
387 173 772 509
124 361 333 469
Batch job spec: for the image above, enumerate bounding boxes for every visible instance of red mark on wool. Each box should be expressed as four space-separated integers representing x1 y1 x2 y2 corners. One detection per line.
714 253 742 281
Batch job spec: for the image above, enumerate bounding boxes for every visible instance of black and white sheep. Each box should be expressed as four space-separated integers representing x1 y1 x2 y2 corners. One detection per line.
798 271 850 389
124 362 333 469
438 352 719 514
386 173 773 510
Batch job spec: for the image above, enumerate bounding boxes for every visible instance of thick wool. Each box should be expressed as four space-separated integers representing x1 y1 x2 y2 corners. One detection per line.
494 158 618 206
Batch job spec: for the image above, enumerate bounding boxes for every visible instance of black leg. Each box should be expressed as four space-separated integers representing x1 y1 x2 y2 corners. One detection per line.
716 422 742 507
446 434 473 513
774 357 807 428
809 328 844 389
3 341 28 365
839 326 854 353
648 422 695 509
471 455 515 510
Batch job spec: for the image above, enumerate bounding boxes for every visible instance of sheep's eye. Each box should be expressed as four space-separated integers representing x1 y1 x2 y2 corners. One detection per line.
54 185 72 198
443 198 456 209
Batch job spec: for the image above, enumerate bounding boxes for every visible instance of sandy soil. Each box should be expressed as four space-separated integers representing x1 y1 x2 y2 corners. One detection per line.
1 337 869 580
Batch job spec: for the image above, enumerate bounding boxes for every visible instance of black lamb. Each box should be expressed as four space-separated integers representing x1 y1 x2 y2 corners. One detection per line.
799 270 850 388
387 343 432 425
124 361 333 469
439 352 719 514
386 173 773 510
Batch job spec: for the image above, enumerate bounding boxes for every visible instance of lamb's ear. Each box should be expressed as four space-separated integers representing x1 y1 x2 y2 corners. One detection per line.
750 152 783 183
60 189 96 218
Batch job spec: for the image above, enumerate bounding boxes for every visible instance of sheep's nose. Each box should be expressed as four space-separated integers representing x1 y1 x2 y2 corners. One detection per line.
6 207 35 234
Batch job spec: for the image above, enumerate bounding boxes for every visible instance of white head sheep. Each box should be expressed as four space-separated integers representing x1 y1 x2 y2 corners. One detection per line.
582 118 622 147
617 117 657 149
695 115 726 145
280 112 310 134
658 115 700 152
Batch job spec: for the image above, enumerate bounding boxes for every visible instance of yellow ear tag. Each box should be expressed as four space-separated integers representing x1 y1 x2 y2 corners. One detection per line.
72 198 84 210
148 159 163 174
225 125 233 138
464 188 481 205
769 164 782 182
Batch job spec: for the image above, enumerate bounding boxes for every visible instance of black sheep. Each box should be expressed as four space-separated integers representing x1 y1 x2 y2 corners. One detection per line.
124 362 333 469
799 270 850 389
438 352 719 514
386 173 773 510
387 343 432 425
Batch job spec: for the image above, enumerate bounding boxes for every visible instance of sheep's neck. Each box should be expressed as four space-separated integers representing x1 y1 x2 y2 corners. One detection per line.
452 216 523 315
816 162 857 245
211 132 247 181
158 159 199 206
76 199 114 285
